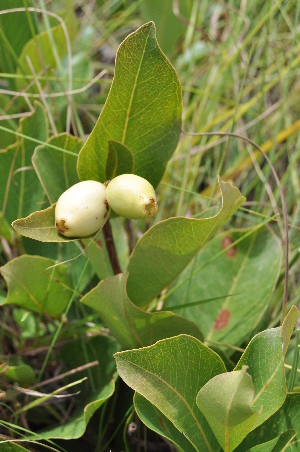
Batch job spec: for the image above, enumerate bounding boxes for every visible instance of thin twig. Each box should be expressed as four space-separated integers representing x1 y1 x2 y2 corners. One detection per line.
32 360 99 389
102 220 122 275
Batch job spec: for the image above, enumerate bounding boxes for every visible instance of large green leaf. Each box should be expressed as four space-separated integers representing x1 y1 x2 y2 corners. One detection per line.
0 255 72 317
165 227 282 349
236 394 300 451
197 366 259 452
0 0 38 76
0 102 48 226
134 392 197 452
234 307 299 430
32 133 82 204
81 273 203 349
115 335 226 451
127 178 245 307
77 22 182 188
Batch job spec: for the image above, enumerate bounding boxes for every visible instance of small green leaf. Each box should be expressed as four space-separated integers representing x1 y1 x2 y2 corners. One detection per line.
197 366 259 452
81 273 204 349
77 22 182 188
12 204 68 242
13 308 41 340
0 255 72 316
105 140 134 180
127 178 245 307
5 364 35 387
0 212 13 242
115 335 226 451
32 133 82 204
12 204 97 242
83 236 114 280
281 305 299 356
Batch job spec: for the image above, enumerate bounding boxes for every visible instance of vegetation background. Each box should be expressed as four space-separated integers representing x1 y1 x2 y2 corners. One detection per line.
0 0 299 451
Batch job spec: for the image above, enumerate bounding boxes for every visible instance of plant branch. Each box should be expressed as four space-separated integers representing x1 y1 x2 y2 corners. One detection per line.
103 220 122 275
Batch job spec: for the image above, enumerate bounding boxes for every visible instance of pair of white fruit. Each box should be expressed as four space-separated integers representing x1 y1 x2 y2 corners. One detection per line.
55 174 158 238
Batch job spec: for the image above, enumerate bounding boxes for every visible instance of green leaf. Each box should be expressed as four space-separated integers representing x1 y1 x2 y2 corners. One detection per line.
77 22 182 188
0 0 38 76
0 442 32 451
16 20 70 92
0 255 72 317
12 204 68 242
236 394 300 451
234 307 298 437
83 236 114 280
32 133 82 204
12 204 98 242
281 305 299 357
5 364 35 387
134 392 197 452
0 212 13 242
81 273 203 349
105 140 134 180
127 178 245 307
245 430 296 451
165 227 282 350
197 366 259 452
0 102 48 225
115 335 226 451
13 308 42 340
235 328 286 429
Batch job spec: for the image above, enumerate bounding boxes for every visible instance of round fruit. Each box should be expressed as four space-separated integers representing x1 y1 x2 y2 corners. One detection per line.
105 174 158 219
55 180 109 237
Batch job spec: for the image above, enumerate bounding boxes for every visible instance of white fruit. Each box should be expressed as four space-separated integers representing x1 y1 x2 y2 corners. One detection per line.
105 174 158 219
55 181 109 237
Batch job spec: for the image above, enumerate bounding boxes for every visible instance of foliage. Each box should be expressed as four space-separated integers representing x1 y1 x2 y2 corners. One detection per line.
0 1 299 451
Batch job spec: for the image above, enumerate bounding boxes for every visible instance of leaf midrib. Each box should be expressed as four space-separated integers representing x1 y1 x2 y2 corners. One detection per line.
121 30 150 145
